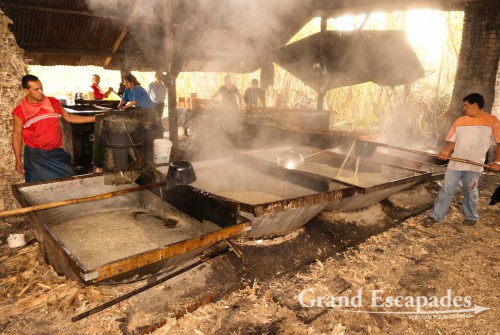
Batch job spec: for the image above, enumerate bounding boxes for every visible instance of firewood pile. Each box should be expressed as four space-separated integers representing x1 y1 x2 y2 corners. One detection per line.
0 9 27 211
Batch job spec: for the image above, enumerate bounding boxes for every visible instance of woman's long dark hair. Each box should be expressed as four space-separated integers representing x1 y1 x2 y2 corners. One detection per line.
123 74 141 86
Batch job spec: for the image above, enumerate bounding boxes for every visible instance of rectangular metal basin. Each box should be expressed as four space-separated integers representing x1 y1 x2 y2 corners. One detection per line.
162 157 356 238
12 175 250 284
241 146 432 211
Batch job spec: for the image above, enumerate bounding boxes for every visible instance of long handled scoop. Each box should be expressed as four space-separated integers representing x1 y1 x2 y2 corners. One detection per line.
355 141 490 169
0 182 166 218
277 146 343 169
1 161 198 218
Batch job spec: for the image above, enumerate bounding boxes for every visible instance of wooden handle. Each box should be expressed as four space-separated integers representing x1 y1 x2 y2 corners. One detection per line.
373 142 490 169
0 182 166 218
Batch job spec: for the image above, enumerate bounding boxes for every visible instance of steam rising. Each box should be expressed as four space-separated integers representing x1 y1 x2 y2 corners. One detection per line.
83 0 310 160
83 0 436 159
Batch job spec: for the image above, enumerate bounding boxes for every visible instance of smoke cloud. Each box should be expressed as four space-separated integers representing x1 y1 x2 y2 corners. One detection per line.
83 0 310 161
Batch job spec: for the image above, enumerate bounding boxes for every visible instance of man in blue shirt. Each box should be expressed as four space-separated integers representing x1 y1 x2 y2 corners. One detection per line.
118 74 155 110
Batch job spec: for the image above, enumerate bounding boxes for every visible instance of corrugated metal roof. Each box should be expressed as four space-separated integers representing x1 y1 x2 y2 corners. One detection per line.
1 0 469 73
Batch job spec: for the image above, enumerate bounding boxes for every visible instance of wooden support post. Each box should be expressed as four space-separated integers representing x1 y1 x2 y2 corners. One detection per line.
166 74 179 153
163 0 179 153
317 15 327 110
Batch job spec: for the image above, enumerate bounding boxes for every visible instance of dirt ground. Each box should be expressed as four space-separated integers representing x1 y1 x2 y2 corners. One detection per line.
0 173 498 334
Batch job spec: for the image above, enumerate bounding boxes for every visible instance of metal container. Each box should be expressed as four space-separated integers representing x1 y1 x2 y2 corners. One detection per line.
161 156 356 238
60 106 108 173
98 113 144 171
167 161 197 185
99 114 143 148
12 175 250 284
241 146 432 211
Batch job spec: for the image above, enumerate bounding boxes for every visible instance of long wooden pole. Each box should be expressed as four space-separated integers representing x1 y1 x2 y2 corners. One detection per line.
365 142 490 168
0 182 166 218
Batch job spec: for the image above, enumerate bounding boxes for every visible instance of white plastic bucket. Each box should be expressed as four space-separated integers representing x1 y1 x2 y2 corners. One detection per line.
153 139 172 164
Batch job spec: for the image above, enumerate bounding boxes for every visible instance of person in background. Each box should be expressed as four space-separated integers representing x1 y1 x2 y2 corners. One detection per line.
12 75 97 182
117 81 126 98
211 75 243 109
117 74 155 110
147 72 167 122
243 79 266 110
424 93 500 227
90 74 113 100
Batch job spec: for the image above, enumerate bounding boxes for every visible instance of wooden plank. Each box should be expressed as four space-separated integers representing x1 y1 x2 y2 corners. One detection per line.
92 222 251 282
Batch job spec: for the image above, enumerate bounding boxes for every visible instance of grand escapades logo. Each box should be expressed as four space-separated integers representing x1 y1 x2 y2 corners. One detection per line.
298 288 490 319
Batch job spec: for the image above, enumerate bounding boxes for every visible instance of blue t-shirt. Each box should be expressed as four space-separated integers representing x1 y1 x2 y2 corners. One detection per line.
122 85 155 109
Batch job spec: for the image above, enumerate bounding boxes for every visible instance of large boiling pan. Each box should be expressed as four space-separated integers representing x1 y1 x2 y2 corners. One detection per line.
159 156 356 238
12 174 250 284
240 146 432 211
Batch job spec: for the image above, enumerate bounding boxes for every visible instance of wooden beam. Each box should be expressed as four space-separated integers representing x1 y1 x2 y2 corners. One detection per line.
103 29 129 66
23 47 133 58
0 182 167 218
315 0 471 17
163 1 174 72
103 0 144 68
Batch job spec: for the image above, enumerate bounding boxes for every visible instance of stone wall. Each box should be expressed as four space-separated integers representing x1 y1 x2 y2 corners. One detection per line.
0 10 27 210
492 57 500 118
447 0 500 122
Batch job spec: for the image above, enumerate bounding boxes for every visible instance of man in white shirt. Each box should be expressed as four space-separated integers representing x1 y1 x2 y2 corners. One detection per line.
147 73 167 122
424 93 500 227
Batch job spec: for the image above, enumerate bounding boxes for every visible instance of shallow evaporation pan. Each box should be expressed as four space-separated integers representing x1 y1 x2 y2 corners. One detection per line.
50 209 199 269
11 174 251 284
239 146 431 211
163 157 356 238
